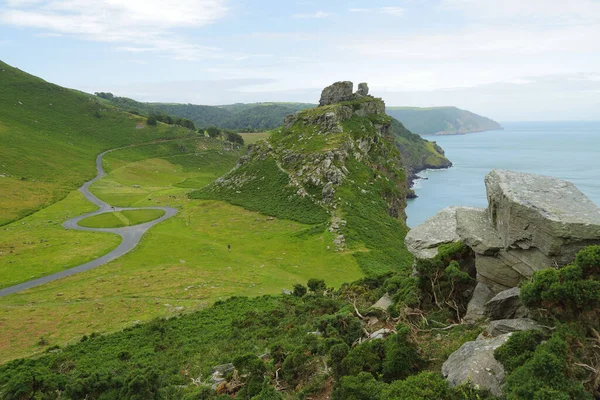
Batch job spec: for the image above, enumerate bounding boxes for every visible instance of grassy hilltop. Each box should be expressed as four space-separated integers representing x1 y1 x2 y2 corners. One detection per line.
0 61 192 225
387 106 503 136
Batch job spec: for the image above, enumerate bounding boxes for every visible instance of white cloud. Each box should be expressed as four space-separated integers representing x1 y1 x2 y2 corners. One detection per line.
0 0 228 59
349 6 404 17
380 7 404 17
293 10 329 19
440 0 600 24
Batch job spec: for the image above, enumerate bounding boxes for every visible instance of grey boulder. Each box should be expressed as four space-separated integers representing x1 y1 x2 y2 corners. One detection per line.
404 206 463 259
442 333 511 397
477 318 544 340
485 287 527 320
464 282 495 322
319 81 354 106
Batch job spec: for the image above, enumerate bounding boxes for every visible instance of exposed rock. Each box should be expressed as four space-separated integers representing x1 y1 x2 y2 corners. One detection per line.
356 82 369 96
476 248 555 293
442 333 510 397
404 206 462 259
322 182 335 202
455 208 503 256
319 81 354 106
464 282 495 322
484 287 527 320
370 328 393 340
485 169 600 262
371 294 393 311
408 170 600 299
477 318 543 340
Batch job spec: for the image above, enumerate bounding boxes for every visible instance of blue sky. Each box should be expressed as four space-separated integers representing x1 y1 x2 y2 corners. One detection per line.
1 0 599 121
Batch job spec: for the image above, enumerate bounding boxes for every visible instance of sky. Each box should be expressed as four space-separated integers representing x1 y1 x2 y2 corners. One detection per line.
1 0 599 121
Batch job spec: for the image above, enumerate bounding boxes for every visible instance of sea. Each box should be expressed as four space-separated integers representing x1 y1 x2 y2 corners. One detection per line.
406 121 600 227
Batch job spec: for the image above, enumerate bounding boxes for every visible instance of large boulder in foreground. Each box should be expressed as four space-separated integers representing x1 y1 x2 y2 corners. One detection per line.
485 169 600 263
442 333 511 397
319 81 354 106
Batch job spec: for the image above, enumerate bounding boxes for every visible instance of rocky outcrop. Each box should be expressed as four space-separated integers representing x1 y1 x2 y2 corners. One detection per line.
318 81 375 107
477 318 543 340
442 333 511 397
319 81 355 106
405 170 600 293
356 82 369 96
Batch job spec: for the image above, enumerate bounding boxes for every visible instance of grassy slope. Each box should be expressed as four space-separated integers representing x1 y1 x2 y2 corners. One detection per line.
0 139 361 362
390 118 452 174
387 106 502 135
0 60 191 225
78 209 165 228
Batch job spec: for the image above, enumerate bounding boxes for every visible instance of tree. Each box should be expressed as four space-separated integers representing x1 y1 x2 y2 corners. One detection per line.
147 115 157 126
207 126 220 138
226 132 244 145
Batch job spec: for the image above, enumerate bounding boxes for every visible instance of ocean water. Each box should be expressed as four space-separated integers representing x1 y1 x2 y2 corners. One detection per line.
406 121 600 227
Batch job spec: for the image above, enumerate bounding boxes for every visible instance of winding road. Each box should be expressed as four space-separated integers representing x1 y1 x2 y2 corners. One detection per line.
0 148 177 297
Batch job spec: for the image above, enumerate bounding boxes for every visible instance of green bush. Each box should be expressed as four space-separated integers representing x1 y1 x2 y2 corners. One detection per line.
147 114 157 126
521 247 600 321
494 330 546 374
501 332 592 400
331 372 385 400
381 325 423 382
382 371 454 400
292 284 307 297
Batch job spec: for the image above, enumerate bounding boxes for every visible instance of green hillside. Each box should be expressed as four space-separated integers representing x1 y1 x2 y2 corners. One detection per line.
194 95 416 276
0 61 192 225
387 106 502 135
95 92 314 132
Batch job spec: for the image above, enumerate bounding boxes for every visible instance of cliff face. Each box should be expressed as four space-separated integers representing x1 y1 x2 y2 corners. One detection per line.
390 117 452 190
387 106 502 136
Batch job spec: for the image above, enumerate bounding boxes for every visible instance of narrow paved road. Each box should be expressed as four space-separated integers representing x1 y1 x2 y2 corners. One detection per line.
0 148 177 297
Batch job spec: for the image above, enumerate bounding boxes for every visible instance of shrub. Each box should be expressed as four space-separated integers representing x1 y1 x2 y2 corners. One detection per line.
147 115 157 126
381 325 423 382
292 284 307 297
329 343 349 380
307 279 327 293
501 332 592 400
331 372 385 400
341 340 385 378
382 372 453 400
521 248 600 321
494 330 546 374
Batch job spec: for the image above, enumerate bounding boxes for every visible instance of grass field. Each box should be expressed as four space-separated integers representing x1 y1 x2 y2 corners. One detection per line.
0 140 362 363
240 131 270 144
0 191 121 289
78 209 165 228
